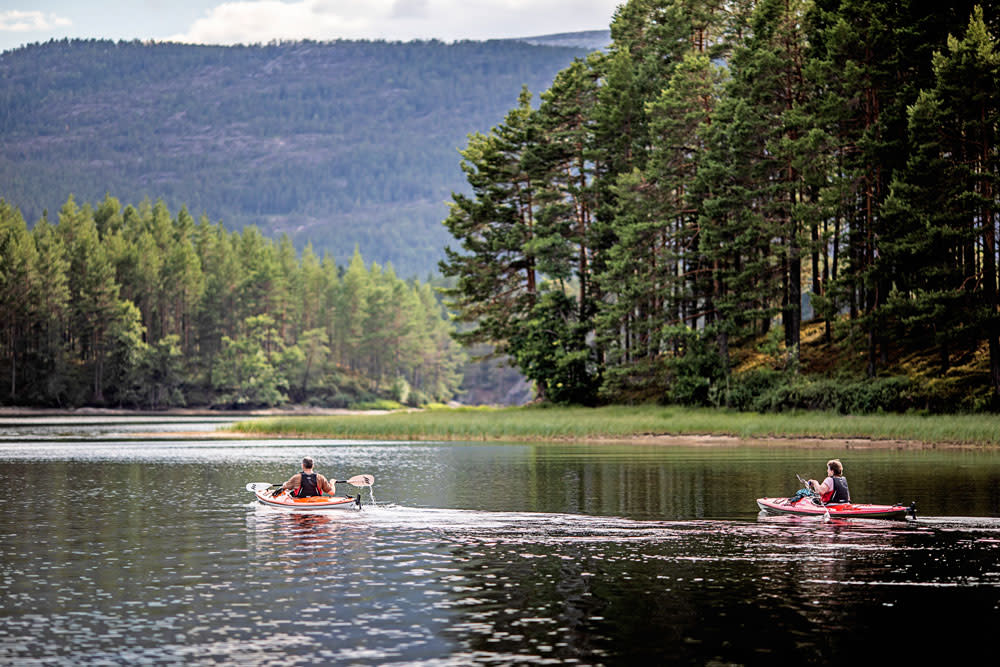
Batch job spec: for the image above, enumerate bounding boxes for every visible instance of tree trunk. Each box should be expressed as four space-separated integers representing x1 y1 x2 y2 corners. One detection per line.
980 113 1000 402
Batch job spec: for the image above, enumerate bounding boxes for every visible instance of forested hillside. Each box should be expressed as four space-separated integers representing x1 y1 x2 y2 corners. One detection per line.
441 0 1000 412
0 36 601 278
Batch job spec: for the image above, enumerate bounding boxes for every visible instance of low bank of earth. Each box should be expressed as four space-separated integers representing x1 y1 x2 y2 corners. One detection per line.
3 405 995 446
224 406 1000 447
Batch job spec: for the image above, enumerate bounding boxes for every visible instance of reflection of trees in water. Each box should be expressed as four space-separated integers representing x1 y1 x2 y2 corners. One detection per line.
509 446 1000 520
517 452 821 519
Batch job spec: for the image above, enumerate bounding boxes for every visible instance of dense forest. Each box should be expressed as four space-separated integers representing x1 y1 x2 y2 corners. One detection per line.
441 0 1000 412
0 195 466 408
0 36 606 278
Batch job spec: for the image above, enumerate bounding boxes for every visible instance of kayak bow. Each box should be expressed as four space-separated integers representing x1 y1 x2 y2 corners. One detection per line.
756 496 916 520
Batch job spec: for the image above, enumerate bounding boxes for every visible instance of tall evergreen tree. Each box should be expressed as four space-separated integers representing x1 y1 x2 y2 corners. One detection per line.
58 197 126 403
810 0 984 374
882 6 1000 398
30 217 72 404
0 201 38 399
336 247 371 371
440 89 549 389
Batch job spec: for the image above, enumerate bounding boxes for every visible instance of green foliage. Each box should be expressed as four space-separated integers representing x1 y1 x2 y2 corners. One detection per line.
139 335 185 408
507 291 598 405
353 399 406 411
0 195 466 408
440 0 1000 412
212 329 289 408
665 327 727 407
725 371 924 414
103 300 149 406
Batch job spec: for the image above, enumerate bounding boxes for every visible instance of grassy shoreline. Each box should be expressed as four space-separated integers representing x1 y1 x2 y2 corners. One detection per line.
227 405 1000 446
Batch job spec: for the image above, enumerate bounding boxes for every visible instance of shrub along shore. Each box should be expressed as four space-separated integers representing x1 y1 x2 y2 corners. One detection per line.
228 406 1000 446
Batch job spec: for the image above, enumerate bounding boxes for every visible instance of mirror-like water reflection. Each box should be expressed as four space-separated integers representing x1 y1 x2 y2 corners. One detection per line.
1 419 998 663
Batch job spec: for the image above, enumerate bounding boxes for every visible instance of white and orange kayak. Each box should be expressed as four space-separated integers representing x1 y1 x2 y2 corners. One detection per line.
246 475 374 510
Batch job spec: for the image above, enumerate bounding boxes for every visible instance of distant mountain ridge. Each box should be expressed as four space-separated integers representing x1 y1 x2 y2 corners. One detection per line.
513 30 611 49
0 34 599 277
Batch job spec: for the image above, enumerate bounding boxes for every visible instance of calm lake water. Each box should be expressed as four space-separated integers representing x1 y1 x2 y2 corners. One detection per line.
1 417 999 664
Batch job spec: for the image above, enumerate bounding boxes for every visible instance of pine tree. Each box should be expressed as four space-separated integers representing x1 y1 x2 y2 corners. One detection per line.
59 196 125 403
882 6 1000 398
337 247 370 371
30 217 71 404
0 201 38 400
597 50 723 400
726 0 815 364
104 300 149 407
196 221 243 379
440 88 547 390
810 0 984 375
296 327 330 399
531 56 601 316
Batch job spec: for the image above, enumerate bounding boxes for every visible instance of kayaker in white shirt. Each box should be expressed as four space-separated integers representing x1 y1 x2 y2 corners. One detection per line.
808 459 850 503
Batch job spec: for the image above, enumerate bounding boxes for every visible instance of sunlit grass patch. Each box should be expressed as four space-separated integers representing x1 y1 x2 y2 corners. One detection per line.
228 405 1000 445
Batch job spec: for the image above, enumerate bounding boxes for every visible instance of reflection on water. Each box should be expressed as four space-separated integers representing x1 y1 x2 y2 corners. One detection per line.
1 429 999 663
0 415 246 440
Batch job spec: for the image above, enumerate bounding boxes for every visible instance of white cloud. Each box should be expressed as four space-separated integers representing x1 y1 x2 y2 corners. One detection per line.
0 10 72 33
390 0 430 20
168 0 619 45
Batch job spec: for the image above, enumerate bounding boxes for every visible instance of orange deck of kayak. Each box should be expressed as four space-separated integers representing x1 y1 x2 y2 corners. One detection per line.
254 490 359 509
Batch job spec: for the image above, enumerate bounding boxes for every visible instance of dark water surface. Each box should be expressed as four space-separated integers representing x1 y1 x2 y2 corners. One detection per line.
1 418 999 664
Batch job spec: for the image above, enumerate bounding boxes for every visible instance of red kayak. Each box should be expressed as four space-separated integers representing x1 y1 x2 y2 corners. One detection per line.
757 496 916 520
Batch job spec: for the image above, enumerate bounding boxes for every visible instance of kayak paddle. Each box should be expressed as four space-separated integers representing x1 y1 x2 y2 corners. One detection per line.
336 474 375 487
247 475 373 498
246 482 281 493
795 473 831 521
247 475 372 491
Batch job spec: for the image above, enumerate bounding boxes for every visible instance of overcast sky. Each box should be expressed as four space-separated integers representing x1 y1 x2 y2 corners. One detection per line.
0 1 622 53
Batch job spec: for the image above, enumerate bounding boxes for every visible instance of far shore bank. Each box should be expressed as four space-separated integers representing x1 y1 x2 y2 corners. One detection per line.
30 428 962 450
3 405 997 447
0 406 389 418
125 430 971 450
224 405 1000 447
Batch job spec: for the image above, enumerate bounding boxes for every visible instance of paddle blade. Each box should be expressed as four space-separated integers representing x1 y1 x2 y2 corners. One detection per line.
246 482 280 493
345 474 374 487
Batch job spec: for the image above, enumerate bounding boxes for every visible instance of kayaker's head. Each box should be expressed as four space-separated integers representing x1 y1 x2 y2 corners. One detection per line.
302 457 314 471
827 459 843 477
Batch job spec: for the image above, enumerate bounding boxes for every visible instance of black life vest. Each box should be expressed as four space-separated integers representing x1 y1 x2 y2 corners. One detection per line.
295 471 320 497
827 475 850 503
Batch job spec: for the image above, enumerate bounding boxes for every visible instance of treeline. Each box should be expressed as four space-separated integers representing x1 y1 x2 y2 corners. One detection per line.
441 0 1000 411
0 38 592 278
0 196 465 408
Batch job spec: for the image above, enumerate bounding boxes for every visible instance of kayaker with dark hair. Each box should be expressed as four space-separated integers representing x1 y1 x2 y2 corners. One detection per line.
280 457 334 497
808 459 850 504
